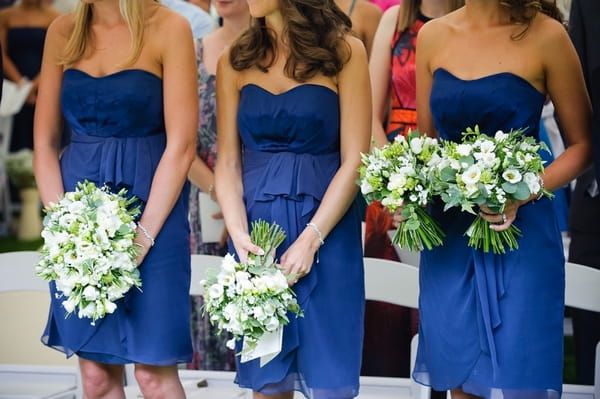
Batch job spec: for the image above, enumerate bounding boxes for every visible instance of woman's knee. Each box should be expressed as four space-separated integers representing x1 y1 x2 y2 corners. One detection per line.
79 359 124 398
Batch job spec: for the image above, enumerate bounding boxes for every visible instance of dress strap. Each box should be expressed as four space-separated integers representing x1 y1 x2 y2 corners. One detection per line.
348 0 357 16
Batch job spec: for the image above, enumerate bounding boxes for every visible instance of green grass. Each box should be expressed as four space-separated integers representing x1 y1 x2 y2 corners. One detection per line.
0 235 43 253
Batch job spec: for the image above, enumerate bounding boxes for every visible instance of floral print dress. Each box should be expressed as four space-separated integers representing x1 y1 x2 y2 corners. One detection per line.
187 39 236 371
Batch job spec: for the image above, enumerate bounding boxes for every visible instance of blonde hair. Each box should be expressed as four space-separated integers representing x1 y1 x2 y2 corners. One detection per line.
60 0 159 66
397 0 464 32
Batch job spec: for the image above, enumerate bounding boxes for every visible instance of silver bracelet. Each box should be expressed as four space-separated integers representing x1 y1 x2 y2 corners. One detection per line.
137 223 155 247
306 222 325 246
536 175 546 200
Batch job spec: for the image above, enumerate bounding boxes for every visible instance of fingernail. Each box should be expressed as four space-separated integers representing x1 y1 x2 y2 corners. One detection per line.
257 248 265 255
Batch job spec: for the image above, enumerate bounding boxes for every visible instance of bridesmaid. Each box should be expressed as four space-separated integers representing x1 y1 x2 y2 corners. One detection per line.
187 0 250 371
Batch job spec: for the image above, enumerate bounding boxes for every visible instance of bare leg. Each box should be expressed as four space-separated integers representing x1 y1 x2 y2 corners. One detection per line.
450 388 483 399
79 358 125 399
254 391 294 399
135 364 185 399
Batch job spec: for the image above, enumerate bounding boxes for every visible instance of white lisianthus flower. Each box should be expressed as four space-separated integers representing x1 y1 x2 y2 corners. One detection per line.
462 165 482 185
221 254 238 273
502 169 522 184
456 143 473 157
361 179 374 195
523 172 541 194
494 130 508 141
226 338 236 350
208 283 224 299
82 285 100 301
265 316 280 332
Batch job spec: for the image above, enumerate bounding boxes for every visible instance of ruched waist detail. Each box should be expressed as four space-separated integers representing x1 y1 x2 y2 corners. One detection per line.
60 133 166 204
242 149 340 217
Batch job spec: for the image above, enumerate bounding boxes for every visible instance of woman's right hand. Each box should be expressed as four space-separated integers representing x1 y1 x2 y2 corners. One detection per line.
230 232 264 263
390 206 406 228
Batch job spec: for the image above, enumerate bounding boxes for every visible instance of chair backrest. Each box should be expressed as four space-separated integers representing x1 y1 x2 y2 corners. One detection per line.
189 253 225 296
0 251 77 367
363 256 419 309
565 261 600 313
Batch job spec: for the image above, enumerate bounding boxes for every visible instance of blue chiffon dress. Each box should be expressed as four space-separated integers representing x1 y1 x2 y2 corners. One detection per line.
234 84 365 399
412 68 564 398
41 69 193 366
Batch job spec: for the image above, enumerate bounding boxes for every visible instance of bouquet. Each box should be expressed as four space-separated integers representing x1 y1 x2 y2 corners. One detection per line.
358 129 445 251
435 126 553 254
5 149 36 188
200 220 303 365
35 180 142 325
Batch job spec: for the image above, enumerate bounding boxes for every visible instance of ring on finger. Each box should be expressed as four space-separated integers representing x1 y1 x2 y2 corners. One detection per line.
501 213 507 224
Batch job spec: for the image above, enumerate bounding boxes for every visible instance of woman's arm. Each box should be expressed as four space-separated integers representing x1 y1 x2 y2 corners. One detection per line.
280 35 371 279
415 21 438 138
369 5 398 148
135 13 198 252
33 16 69 206
214 50 262 261
541 18 592 192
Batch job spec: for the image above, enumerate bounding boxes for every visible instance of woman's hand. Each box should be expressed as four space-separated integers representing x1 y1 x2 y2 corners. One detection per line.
230 232 264 264
390 206 406 228
479 200 525 232
279 227 321 287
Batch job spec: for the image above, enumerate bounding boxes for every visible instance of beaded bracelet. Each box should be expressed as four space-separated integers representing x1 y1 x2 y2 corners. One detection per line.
306 222 325 246
137 223 155 247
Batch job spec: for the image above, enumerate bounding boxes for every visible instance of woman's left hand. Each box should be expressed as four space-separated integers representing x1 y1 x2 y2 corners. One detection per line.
279 229 320 287
479 200 524 232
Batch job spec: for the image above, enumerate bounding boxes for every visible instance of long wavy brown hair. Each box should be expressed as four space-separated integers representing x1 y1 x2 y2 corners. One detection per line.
499 0 564 39
229 0 353 81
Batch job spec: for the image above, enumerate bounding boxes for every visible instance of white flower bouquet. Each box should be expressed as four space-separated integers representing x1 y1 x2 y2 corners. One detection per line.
5 149 36 188
358 130 445 251
435 126 553 254
200 220 303 365
35 180 142 325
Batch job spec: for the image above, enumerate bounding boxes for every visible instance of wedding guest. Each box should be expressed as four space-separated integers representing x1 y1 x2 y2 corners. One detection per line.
369 0 398 12
215 0 371 397
335 0 381 58
162 0 216 39
401 0 592 397
188 0 211 14
33 0 197 397
187 0 249 372
361 0 462 379
0 0 59 152
567 0 600 386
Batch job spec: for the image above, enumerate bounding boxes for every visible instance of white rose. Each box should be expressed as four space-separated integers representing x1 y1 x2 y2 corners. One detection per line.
409 137 423 154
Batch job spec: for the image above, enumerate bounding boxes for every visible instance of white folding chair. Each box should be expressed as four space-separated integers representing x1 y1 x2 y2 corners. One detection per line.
0 250 80 399
361 256 429 399
0 116 14 236
562 261 600 399
387 230 421 267
124 254 246 399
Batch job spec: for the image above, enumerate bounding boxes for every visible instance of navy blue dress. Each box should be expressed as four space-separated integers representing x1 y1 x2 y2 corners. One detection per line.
7 27 45 152
234 84 365 399
41 69 193 366
413 69 564 399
